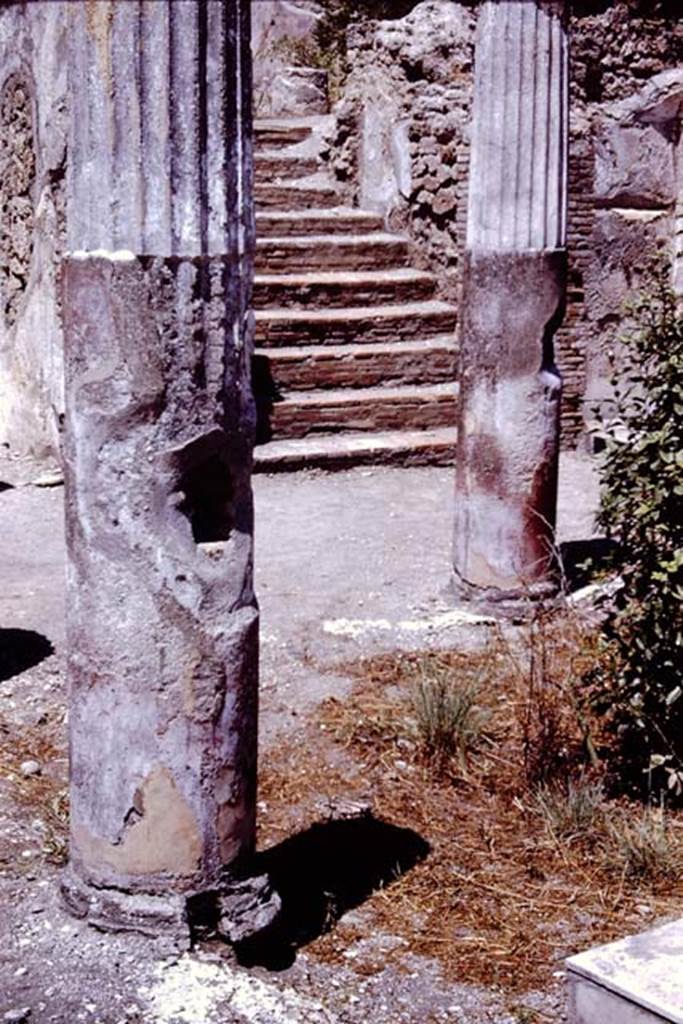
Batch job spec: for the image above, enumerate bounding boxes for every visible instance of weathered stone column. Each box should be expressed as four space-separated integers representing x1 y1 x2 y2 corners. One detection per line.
453 0 568 602
60 0 259 944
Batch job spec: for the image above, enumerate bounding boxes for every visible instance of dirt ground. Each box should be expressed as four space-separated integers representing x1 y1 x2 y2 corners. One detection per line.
0 452 604 1024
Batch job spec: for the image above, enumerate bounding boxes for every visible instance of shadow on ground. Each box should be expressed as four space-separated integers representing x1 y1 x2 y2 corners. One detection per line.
0 628 54 682
559 537 619 591
235 815 430 970
252 354 283 445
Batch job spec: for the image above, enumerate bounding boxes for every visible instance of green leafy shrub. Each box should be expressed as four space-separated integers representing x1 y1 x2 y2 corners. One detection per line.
592 264 683 798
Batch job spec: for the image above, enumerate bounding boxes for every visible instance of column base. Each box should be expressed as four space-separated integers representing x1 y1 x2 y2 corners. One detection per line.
449 570 560 617
60 867 192 949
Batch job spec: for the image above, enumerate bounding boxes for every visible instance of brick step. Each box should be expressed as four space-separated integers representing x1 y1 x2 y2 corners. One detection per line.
255 232 411 273
254 267 437 309
254 152 319 179
254 427 458 472
254 338 457 391
254 119 314 148
256 209 384 238
262 382 458 439
254 180 341 210
255 300 458 347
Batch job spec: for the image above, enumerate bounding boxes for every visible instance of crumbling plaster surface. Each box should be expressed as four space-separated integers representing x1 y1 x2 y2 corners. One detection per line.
61 253 258 940
583 68 683 418
0 2 66 461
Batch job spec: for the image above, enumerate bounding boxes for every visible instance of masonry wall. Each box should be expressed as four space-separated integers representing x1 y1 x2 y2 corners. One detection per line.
0 2 67 460
325 0 683 445
0 1 680 460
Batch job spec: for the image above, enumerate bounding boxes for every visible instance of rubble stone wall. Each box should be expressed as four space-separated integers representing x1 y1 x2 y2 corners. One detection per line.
326 0 682 444
252 1 328 116
324 1 475 299
0 2 67 460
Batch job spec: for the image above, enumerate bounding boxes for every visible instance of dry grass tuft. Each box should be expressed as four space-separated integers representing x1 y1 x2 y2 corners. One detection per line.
0 711 68 867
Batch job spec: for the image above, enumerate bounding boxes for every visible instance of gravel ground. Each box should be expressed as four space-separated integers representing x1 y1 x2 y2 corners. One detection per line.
0 451 600 1024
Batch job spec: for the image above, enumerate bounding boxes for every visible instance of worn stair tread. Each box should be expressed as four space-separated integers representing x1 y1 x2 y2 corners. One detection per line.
254 337 456 391
253 119 316 146
256 299 457 324
254 178 339 193
254 267 434 286
254 210 385 236
256 231 410 249
256 149 319 161
273 381 457 407
255 300 458 346
254 130 311 147
253 267 439 309
254 427 458 471
254 180 342 210
254 153 320 178
257 207 380 220
255 336 456 361
254 116 326 131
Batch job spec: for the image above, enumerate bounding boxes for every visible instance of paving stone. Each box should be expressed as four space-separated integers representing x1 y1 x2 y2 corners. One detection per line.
567 919 683 1024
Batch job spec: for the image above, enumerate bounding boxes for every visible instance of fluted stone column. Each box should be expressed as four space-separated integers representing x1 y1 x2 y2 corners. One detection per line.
453 0 568 602
61 0 259 944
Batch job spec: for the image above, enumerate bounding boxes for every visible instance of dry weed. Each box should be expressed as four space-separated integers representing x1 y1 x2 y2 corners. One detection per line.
258 631 683 994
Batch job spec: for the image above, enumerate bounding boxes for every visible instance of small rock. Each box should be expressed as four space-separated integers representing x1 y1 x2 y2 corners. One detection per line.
4 1009 31 1024
217 873 282 944
19 760 41 777
32 470 63 488
314 797 372 821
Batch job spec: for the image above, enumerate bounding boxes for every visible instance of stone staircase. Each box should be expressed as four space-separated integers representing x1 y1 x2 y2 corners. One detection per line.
252 117 459 472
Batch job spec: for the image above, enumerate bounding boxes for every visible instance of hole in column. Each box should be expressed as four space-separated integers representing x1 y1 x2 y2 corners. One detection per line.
177 452 234 545
170 430 235 548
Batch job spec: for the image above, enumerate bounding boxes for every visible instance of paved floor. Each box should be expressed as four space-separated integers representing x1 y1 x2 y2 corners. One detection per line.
0 451 600 734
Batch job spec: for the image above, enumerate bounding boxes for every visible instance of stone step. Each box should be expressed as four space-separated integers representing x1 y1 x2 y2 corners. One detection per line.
254 180 341 210
255 300 458 347
254 427 458 472
253 119 314 148
255 232 411 273
261 382 458 439
253 337 457 391
254 152 319 179
256 209 385 238
253 267 438 310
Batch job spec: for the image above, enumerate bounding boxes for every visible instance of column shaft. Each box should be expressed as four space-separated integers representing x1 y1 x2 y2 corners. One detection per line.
454 0 568 602
62 0 257 943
